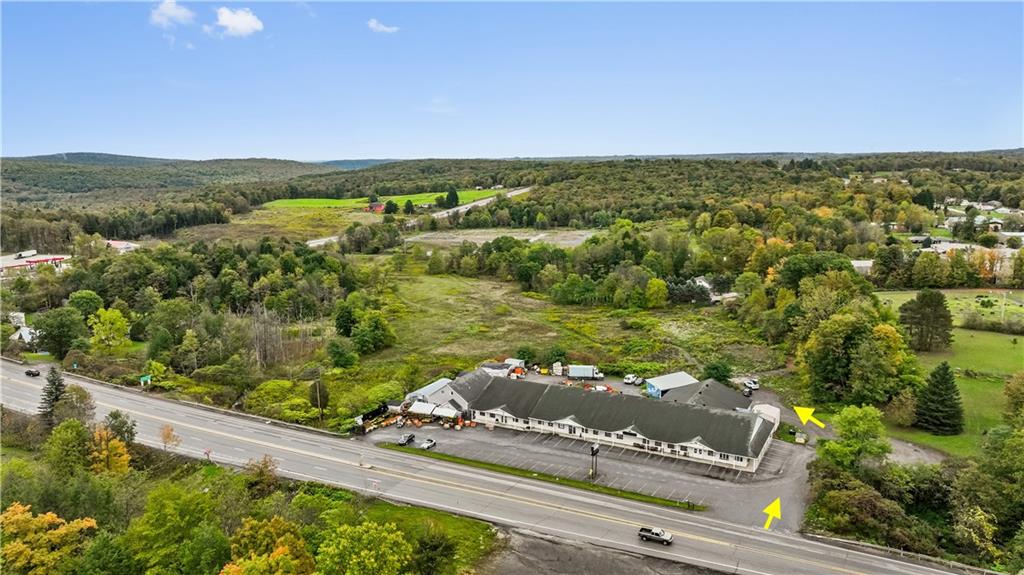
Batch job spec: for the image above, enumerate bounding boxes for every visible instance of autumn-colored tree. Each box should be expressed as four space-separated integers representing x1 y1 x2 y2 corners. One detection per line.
315 521 412 575
89 426 131 474
227 516 314 574
0 502 97 575
160 424 181 451
220 545 309 575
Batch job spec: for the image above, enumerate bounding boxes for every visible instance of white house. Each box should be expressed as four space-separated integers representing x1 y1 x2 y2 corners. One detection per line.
434 370 779 473
8 326 38 344
851 260 874 276
694 276 740 304
106 240 140 255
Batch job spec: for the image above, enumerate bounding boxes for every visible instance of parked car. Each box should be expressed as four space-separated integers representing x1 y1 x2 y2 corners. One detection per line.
623 374 638 385
420 439 437 450
638 526 673 545
24 369 40 377
742 387 753 398
397 433 415 446
744 379 760 390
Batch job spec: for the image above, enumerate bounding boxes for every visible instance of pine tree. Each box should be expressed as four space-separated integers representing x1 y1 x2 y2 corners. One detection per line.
899 289 953 351
38 367 66 426
445 189 459 208
914 362 964 435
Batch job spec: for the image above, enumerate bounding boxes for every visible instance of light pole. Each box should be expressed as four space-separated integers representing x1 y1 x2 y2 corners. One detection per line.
589 443 600 480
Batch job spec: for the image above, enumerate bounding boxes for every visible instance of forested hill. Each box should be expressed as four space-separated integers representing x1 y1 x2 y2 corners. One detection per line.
319 159 398 170
1 157 342 197
10 152 181 166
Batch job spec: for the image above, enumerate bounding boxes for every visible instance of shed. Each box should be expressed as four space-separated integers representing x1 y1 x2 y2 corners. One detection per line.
645 371 699 399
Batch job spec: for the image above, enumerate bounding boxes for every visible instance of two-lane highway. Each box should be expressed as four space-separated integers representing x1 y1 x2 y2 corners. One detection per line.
0 360 956 575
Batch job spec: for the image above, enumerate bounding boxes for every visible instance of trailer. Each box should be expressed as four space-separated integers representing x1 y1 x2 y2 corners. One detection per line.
567 364 604 380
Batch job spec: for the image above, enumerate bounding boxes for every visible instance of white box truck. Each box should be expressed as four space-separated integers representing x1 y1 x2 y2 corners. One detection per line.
568 364 604 380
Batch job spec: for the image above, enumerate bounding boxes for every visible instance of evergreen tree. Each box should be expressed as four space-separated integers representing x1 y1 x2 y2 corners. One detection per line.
403 199 415 215
333 301 357 337
445 189 459 208
38 367 67 426
899 289 953 351
914 362 964 435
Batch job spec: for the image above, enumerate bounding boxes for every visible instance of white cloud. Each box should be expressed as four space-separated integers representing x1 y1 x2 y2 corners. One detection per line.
150 0 194 28
367 18 398 34
214 7 264 37
185 42 196 51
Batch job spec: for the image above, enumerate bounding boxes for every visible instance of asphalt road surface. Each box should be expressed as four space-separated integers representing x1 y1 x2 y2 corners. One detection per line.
427 186 532 220
0 360 956 575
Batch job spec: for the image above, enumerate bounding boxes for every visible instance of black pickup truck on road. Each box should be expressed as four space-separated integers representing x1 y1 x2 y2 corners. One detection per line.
638 526 673 545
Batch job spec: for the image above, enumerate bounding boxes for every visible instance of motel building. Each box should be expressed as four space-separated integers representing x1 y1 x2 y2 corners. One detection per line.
412 370 781 473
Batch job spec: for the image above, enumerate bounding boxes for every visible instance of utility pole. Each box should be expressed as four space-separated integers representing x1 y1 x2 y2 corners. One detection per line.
589 443 600 480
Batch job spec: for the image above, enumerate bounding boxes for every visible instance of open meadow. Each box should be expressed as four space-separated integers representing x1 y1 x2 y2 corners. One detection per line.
177 206 378 242
885 328 1021 457
877 289 1024 326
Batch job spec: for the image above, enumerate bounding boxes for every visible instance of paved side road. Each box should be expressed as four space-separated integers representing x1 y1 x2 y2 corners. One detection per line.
427 186 532 220
370 424 813 531
0 360 959 575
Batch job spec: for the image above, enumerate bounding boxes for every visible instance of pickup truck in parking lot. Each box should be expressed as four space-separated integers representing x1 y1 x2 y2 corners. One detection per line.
638 526 673 545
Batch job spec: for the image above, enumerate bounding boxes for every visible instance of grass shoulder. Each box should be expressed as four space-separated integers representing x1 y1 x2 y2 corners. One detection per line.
379 442 708 512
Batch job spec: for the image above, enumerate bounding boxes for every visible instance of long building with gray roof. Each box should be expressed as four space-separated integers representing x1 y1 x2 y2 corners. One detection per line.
435 369 779 473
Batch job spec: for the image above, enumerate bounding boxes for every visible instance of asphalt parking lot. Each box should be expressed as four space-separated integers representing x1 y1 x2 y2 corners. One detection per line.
369 423 813 531
517 372 643 396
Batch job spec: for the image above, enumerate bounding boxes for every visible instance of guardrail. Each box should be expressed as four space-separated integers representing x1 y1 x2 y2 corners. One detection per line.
802 532 1003 575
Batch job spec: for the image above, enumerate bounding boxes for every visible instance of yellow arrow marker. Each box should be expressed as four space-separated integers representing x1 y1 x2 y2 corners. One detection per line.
762 497 782 529
794 406 825 428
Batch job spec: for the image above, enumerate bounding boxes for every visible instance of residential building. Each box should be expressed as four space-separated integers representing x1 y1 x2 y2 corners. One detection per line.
851 260 874 276
106 240 140 254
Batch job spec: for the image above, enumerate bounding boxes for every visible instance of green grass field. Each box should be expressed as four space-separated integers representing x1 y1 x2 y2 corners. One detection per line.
876 289 1024 326
178 207 378 242
887 328 1020 457
264 189 501 209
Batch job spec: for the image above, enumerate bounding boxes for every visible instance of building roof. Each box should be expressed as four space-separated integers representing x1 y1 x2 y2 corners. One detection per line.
450 371 773 457
661 378 752 411
406 377 453 401
645 370 699 391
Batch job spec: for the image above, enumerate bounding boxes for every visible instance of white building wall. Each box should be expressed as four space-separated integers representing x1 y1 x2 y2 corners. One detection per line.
468 408 765 472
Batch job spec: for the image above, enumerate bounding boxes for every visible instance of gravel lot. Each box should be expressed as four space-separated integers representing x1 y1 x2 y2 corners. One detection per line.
369 422 813 531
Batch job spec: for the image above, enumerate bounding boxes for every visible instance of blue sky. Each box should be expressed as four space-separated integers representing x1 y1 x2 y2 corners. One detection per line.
2 2 1021 160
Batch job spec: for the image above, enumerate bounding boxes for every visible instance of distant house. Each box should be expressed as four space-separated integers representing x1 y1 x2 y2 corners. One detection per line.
645 370 699 399
871 177 888 184
851 260 874 276
8 326 38 345
106 240 140 255
364 203 386 213
693 276 740 304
